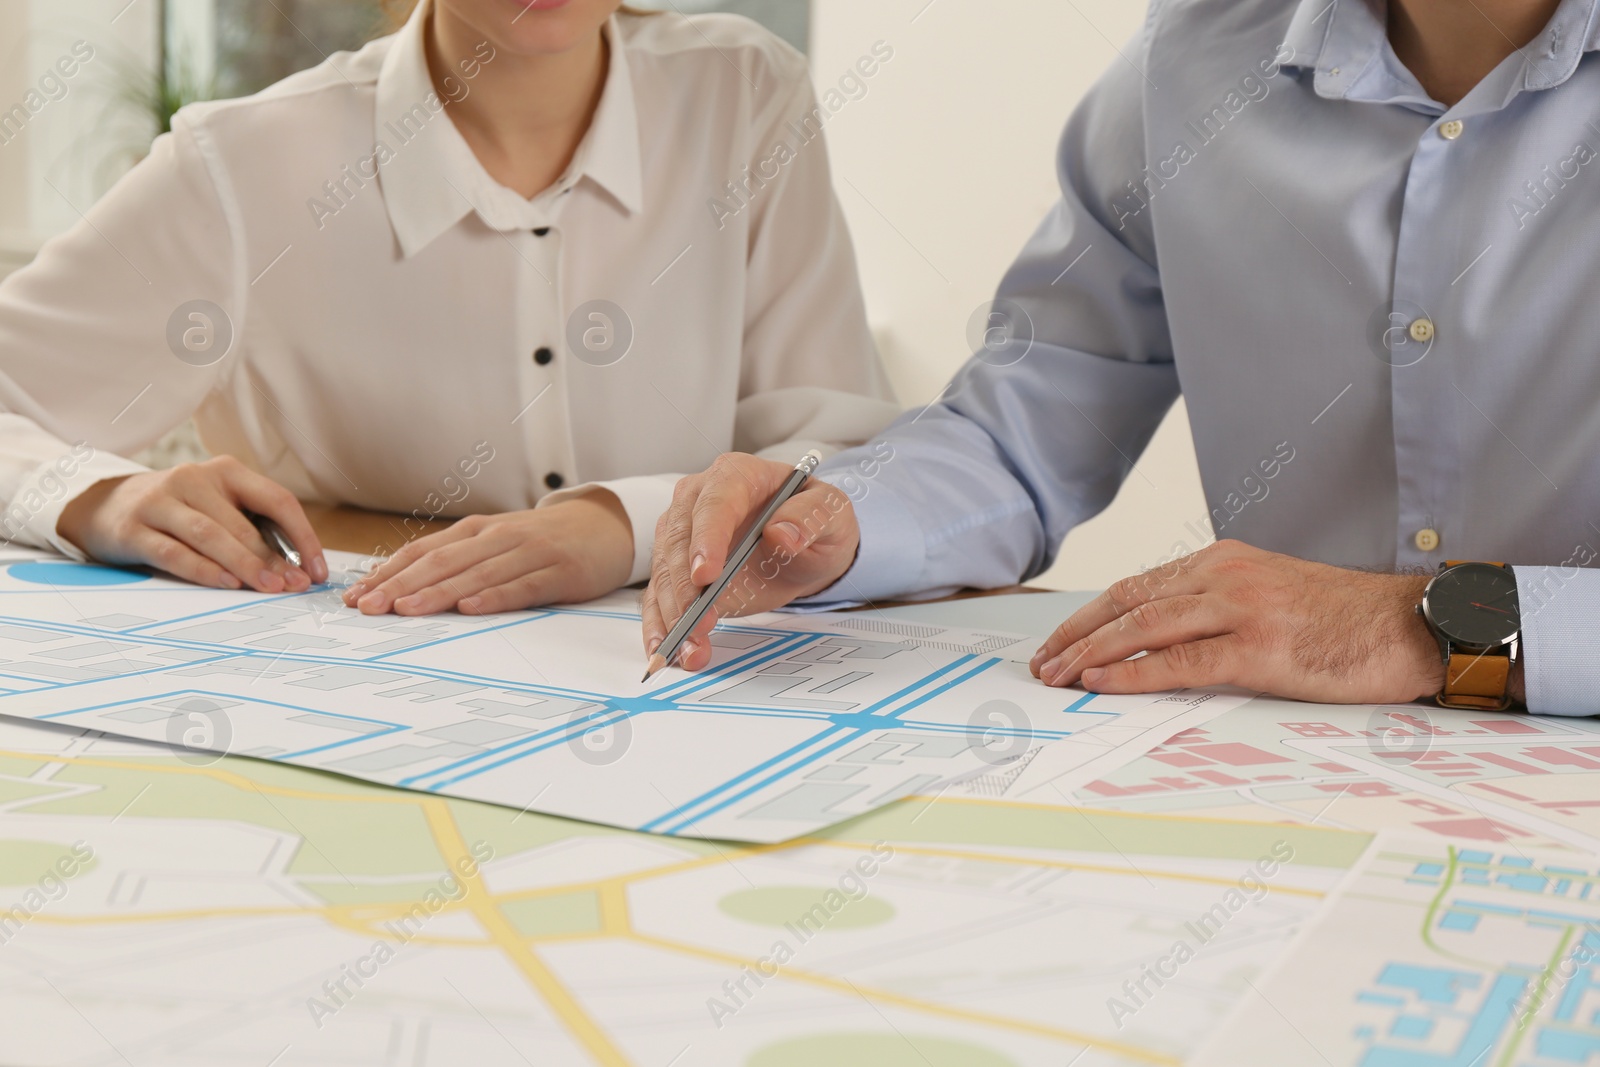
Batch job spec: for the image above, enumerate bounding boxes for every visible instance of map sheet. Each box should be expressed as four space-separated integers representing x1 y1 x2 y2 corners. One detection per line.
0 714 1362 1067
1064 698 1600 853
0 550 1192 843
1193 833 1600 1067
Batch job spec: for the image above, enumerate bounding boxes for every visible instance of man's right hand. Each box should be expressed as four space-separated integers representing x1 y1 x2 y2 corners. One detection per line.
56 456 327 592
642 453 860 672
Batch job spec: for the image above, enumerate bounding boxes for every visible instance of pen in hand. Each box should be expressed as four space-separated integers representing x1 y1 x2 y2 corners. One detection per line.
247 510 303 570
642 450 823 681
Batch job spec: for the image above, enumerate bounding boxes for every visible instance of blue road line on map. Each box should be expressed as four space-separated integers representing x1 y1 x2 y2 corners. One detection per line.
121 589 327 633
419 709 637 791
1062 692 1098 714
0 613 256 654
365 610 556 660
641 724 850 834
0 608 633 707
31 687 405 756
652 632 822 702
653 728 871 835
650 632 816 701
395 701 631 788
651 657 1001 835
19 653 243 706
640 655 981 832
279 723 411 759
887 657 995 713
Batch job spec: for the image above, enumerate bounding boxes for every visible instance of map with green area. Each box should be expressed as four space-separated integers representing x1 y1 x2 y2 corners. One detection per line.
0 715 1361 1066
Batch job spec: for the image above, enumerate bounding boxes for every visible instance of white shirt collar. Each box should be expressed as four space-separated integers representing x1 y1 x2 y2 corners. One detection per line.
374 0 643 258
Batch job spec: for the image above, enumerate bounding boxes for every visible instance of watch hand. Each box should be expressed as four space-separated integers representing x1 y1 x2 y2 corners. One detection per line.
1470 601 1514 615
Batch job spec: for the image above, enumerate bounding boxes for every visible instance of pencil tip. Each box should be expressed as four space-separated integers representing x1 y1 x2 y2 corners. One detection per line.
640 670 652 683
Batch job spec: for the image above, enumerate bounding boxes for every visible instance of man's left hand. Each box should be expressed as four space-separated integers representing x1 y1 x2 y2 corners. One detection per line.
1030 540 1447 704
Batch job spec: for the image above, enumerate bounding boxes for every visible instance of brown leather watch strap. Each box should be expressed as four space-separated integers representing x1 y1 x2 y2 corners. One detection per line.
1439 651 1513 711
1442 560 1506 569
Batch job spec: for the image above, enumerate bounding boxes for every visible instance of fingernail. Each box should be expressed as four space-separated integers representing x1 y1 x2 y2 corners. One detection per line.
357 591 386 612
287 567 310 590
460 596 482 613
311 555 329 583
1082 667 1106 688
1029 648 1048 670
691 553 706 577
220 573 241 590
344 581 366 599
258 570 281 591
771 521 801 546
647 635 662 655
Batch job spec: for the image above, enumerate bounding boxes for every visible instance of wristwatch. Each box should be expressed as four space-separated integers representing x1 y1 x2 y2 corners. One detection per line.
1415 561 1520 711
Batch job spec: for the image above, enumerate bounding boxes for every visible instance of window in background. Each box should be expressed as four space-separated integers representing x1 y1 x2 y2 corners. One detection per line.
205 0 808 102
630 0 808 53
211 0 385 99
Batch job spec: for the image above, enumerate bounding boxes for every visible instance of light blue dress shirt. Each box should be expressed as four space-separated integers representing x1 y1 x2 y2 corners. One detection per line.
811 0 1600 716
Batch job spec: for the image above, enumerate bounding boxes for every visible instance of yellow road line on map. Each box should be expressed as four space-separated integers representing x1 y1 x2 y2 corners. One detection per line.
0 749 418 806
832 841 1327 898
8 747 1301 1066
596 881 630 935
419 798 628 1067
898 794 1368 833
627 930 1180 1065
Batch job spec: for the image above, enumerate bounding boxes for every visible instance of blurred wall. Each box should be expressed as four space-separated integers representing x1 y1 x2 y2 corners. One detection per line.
0 0 159 267
809 0 1208 592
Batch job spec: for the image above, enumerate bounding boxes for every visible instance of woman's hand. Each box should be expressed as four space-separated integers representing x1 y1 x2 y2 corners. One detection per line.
56 456 327 592
341 491 635 615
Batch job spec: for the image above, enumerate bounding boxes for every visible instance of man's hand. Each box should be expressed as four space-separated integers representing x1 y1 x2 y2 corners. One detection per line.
642 453 860 672
1030 540 1446 704
57 456 327 592
341 491 634 615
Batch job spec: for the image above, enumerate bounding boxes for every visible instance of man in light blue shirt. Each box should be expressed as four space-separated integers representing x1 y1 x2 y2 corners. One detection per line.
643 0 1600 716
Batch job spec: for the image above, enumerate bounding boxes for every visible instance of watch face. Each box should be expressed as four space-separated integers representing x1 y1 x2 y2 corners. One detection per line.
1424 563 1521 647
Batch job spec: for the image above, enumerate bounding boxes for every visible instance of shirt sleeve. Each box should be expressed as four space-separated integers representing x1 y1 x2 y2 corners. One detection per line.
801 37 1180 606
0 110 239 558
1515 565 1600 716
545 58 900 587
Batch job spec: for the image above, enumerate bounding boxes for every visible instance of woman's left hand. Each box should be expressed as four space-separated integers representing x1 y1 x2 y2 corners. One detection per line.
340 492 634 615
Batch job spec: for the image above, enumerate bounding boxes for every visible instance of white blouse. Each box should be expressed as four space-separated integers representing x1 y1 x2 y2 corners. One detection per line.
0 1 898 583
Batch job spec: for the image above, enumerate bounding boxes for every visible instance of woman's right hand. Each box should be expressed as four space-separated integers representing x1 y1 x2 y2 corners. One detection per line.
56 455 327 592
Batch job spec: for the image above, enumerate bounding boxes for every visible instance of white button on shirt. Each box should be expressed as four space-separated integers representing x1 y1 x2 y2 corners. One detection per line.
0 3 898 583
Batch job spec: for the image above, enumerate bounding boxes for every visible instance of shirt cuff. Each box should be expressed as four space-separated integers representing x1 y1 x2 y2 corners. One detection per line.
6 448 149 561
539 473 679 586
1515 565 1600 717
795 472 930 608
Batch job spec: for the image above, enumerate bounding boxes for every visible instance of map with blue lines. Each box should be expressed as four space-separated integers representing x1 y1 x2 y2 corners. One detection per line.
0 550 1133 842
1195 834 1600 1067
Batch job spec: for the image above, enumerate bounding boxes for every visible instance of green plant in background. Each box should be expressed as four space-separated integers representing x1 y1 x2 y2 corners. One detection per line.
117 48 212 138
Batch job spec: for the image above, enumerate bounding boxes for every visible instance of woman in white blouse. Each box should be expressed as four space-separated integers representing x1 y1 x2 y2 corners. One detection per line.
0 0 896 630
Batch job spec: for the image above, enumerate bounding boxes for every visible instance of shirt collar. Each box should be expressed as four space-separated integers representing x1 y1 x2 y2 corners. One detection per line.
374 0 643 259
1281 0 1600 102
